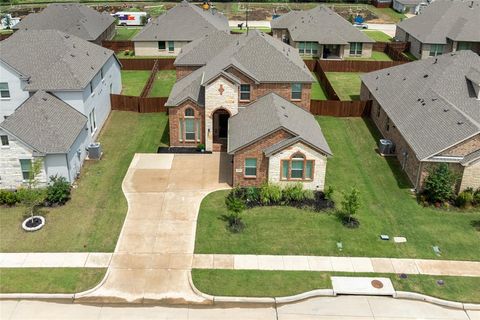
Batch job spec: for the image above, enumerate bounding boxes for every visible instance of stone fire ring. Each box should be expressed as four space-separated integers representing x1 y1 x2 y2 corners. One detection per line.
22 216 45 232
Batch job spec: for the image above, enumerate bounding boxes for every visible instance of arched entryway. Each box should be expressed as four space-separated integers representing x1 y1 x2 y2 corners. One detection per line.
212 108 230 151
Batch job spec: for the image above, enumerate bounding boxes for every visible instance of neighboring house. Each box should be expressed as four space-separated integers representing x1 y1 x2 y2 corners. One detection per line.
392 0 424 14
0 30 122 141
360 50 480 192
12 3 116 44
228 93 332 189
0 91 88 189
270 6 374 59
395 0 480 59
166 30 329 188
132 0 229 57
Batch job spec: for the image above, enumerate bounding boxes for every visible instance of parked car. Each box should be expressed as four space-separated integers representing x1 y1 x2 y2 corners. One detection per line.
353 22 368 29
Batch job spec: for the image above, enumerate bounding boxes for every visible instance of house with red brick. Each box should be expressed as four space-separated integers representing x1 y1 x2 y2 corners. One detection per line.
360 50 480 192
165 30 332 189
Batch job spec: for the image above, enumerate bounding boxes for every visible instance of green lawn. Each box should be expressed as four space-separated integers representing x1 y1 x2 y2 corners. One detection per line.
113 28 141 41
325 72 363 100
0 112 169 252
194 117 480 260
402 51 418 61
0 268 106 293
345 51 393 62
120 70 151 96
362 30 393 42
192 269 480 303
370 7 407 23
311 72 328 101
149 70 177 97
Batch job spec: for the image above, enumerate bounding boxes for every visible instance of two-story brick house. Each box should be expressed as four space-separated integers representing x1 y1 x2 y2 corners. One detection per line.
166 30 332 189
361 50 480 192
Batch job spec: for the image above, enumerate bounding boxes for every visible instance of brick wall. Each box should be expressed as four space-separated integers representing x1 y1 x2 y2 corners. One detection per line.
460 160 480 191
232 129 294 187
168 101 205 147
440 134 480 157
226 67 311 110
176 66 200 80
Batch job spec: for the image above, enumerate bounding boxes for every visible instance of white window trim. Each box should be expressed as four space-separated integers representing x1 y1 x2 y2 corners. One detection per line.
89 109 97 136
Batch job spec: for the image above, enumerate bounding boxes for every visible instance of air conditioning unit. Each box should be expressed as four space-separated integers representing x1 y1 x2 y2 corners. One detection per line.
379 139 395 155
88 142 102 160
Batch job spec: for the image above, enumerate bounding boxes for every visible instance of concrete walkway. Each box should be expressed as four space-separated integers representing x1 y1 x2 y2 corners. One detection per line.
193 254 480 277
2 296 479 320
0 253 111 268
76 153 232 304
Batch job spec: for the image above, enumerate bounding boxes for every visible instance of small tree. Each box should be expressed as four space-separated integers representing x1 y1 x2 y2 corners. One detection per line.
423 163 456 204
224 190 245 233
2 14 11 29
22 159 44 223
341 187 361 227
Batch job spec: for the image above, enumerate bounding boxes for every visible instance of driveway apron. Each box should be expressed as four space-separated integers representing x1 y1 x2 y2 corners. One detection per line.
78 153 232 304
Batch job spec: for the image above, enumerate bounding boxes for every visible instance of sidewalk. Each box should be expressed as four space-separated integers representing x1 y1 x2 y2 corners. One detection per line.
2 252 479 277
192 254 480 277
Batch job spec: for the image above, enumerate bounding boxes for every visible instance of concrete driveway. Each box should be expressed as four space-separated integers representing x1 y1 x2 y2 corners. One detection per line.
78 153 232 304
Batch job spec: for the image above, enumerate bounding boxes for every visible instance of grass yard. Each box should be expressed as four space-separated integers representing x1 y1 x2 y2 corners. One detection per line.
194 117 480 260
230 27 271 33
311 72 328 101
192 269 480 303
113 28 141 41
345 51 393 62
0 112 169 252
0 268 106 293
402 51 418 61
149 70 177 97
362 30 393 42
120 70 151 96
370 7 407 23
325 72 363 100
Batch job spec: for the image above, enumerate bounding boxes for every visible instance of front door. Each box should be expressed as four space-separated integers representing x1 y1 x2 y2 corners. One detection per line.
219 114 229 138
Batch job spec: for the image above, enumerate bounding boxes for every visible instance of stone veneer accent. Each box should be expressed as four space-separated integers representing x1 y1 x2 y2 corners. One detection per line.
0 129 47 189
460 160 480 191
204 77 239 151
268 141 327 190
232 129 293 187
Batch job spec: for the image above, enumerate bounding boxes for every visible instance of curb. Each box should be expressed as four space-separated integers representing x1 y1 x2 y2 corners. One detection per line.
394 291 480 310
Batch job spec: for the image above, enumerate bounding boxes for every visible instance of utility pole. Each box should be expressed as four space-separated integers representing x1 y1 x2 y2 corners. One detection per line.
245 3 249 35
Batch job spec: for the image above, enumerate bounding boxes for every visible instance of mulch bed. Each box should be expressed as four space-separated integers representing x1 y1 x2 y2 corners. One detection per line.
157 147 212 154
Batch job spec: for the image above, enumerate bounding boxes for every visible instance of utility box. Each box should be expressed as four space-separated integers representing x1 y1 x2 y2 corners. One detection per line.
379 139 394 155
88 143 102 160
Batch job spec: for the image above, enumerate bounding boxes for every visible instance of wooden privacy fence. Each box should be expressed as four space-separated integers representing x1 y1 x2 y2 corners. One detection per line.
110 94 167 113
318 59 407 72
140 60 159 97
102 40 134 52
310 100 372 117
313 61 340 100
119 58 175 70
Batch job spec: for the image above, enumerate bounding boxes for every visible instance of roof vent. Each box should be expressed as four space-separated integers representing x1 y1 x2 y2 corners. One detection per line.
433 58 438 64
423 74 428 78
403 77 406 81
91 66 94 70
42 97 47 101
70 54 75 57
432 98 437 101
64 34 70 38
444 108 449 112
457 121 464 125
284 114 288 118
417 98 421 101
387 73 390 76
375 76 379 79
86 51 89 56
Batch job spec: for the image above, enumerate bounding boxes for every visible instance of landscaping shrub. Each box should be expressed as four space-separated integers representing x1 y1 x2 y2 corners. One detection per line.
473 188 480 207
244 186 260 205
423 163 457 204
259 183 282 205
0 190 19 206
339 187 361 228
324 186 334 201
225 189 246 213
455 191 473 208
282 183 311 203
45 175 71 206
224 186 246 233
15 188 46 204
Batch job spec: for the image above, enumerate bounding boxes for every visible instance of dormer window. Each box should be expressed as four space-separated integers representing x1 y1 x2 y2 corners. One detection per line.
240 84 250 101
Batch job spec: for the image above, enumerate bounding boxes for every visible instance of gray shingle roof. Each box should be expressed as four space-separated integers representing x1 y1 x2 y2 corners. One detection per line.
228 93 332 156
395 0 423 6
133 0 229 42
0 91 87 154
166 31 314 107
361 50 480 161
0 30 115 91
461 149 480 165
397 0 480 43
271 6 374 44
13 3 115 41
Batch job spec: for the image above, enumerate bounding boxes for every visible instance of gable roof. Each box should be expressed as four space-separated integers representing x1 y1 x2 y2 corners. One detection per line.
133 0 229 42
228 93 332 156
0 30 116 91
271 6 374 44
13 3 115 41
0 91 87 154
397 0 480 43
166 31 314 107
361 50 480 161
